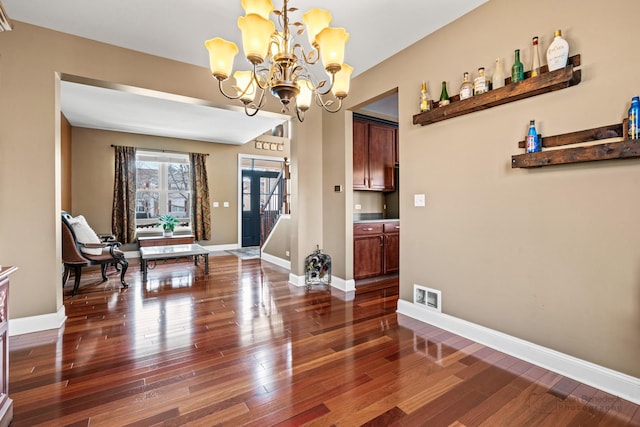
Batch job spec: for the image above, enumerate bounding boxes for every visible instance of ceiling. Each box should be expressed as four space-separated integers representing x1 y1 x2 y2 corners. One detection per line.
3 0 487 144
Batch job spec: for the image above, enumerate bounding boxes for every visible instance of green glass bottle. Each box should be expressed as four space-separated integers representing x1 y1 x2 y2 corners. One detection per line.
511 49 524 83
438 81 450 107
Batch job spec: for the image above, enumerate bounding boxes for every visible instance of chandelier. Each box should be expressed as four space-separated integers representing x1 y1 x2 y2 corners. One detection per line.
205 0 352 122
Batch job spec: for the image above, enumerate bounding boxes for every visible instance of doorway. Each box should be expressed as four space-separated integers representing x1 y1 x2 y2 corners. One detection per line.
239 156 284 247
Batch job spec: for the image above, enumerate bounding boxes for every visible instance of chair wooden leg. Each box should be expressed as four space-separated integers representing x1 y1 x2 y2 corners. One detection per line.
118 258 129 288
72 265 82 296
100 264 108 282
62 265 70 288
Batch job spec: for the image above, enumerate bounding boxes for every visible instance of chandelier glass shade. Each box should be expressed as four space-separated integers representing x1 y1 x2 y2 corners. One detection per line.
205 0 352 121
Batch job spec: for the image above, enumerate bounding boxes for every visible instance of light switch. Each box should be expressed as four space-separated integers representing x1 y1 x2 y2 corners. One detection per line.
414 194 426 207
213 202 219 208
223 202 229 207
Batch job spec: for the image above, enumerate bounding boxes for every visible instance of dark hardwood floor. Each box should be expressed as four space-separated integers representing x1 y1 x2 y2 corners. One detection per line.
9 254 640 426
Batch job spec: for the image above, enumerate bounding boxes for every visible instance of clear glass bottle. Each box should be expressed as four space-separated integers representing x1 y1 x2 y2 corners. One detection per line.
511 49 524 83
473 67 489 95
438 81 450 107
526 120 541 153
547 29 569 71
459 72 473 100
628 96 640 140
420 81 430 112
492 58 505 89
531 36 542 77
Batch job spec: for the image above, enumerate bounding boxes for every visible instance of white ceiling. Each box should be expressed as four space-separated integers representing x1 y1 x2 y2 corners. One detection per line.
3 0 487 144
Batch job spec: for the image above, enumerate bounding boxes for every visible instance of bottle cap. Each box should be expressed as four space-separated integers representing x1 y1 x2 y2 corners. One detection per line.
421 81 426 90
530 120 535 125
532 36 539 45
555 29 562 37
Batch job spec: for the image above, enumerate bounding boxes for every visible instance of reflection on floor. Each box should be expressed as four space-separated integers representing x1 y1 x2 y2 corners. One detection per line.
225 246 261 259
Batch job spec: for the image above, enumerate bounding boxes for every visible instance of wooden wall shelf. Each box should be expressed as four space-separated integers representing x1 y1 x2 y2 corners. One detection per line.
511 122 640 168
413 55 581 127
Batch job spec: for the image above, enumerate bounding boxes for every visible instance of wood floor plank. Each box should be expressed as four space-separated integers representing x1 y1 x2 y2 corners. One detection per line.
7 255 639 426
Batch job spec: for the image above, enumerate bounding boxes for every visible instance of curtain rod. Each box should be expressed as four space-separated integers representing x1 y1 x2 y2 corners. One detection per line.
110 145 209 156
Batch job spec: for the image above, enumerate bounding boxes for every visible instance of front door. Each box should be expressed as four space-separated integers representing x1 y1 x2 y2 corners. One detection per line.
241 169 280 247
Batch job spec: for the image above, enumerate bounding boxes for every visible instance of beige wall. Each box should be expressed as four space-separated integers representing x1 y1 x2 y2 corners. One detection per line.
262 215 290 260
61 114 72 212
340 0 640 376
0 22 320 322
70 127 289 246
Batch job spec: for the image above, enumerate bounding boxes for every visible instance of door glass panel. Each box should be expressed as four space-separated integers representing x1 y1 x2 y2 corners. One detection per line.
243 176 251 212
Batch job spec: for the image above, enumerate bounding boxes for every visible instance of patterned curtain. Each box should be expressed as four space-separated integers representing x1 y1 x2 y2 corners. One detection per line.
190 152 212 241
112 146 137 243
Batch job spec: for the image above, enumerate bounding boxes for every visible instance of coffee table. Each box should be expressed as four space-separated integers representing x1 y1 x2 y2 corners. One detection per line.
139 244 210 281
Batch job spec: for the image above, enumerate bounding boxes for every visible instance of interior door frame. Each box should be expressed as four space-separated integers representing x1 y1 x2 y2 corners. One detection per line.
237 153 285 248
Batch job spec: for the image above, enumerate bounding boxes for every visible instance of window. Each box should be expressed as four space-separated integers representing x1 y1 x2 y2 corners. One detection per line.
135 151 191 227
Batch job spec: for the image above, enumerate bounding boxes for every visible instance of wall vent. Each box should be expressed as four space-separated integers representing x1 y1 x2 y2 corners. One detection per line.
413 284 441 312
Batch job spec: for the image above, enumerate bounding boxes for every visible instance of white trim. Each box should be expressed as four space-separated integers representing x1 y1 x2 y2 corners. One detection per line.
288 272 355 293
261 252 291 270
396 299 640 405
9 305 66 336
237 153 286 248
329 276 356 293
289 272 305 287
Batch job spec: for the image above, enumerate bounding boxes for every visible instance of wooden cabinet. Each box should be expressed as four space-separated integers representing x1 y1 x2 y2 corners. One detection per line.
0 266 15 427
354 221 399 280
354 223 384 279
353 117 396 191
382 221 400 274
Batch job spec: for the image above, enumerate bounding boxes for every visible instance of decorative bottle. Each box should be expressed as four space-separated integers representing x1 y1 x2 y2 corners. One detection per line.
438 81 450 107
628 96 640 140
546 29 569 71
531 36 542 77
492 58 505 89
420 81 430 112
526 120 541 153
459 73 473 100
473 67 489 95
511 49 524 83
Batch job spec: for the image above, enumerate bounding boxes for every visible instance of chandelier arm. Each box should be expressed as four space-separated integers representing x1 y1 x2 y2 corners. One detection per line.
315 93 343 114
252 63 270 91
217 79 244 101
242 89 268 117
292 43 320 66
315 72 337 97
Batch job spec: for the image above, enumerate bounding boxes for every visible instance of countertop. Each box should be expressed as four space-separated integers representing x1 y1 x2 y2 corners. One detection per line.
353 218 399 224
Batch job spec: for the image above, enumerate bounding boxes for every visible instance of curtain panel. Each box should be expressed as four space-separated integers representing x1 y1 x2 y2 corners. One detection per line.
190 152 212 241
112 146 137 244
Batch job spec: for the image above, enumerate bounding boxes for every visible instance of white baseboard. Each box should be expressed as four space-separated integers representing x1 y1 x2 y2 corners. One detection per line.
261 252 291 270
10 305 66 336
288 273 355 300
289 273 305 287
397 299 640 405
330 276 356 293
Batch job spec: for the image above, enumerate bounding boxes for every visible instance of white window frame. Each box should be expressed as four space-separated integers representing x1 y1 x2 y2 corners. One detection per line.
135 150 191 228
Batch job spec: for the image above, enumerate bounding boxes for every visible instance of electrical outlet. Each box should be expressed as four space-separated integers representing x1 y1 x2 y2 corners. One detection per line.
355 204 362 210
414 194 426 207
223 202 229 207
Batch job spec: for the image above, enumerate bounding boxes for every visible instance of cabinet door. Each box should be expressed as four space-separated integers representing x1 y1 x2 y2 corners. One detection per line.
383 233 400 274
352 119 369 190
368 123 396 191
354 235 384 279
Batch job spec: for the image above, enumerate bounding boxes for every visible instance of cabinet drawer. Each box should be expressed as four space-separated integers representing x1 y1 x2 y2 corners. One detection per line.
354 223 383 235
383 222 400 233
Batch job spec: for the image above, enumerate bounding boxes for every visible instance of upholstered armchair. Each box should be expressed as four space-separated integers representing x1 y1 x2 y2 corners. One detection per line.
61 212 128 296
